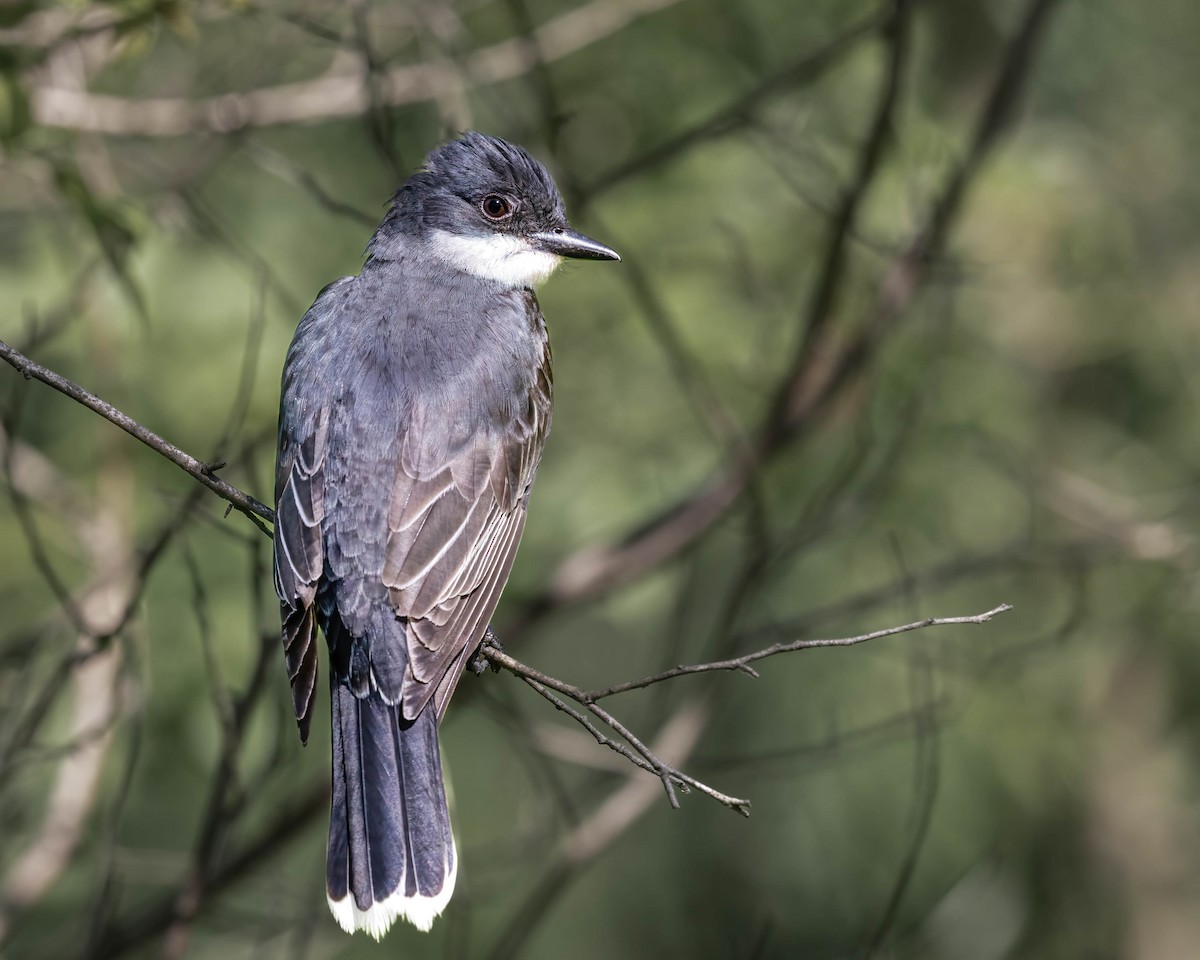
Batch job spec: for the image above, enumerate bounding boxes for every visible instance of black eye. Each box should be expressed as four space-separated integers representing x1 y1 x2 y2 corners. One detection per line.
481 194 513 220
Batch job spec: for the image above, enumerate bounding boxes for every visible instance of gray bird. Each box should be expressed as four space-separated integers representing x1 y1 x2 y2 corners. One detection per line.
272 132 618 939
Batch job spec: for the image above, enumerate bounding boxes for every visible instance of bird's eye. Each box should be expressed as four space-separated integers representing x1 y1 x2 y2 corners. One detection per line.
481 194 514 220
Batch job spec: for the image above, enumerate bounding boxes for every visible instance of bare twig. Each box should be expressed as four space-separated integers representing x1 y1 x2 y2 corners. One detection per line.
88 782 329 960
0 426 133 940
476 604 1008 815
578 8 890 202
577 605 1012 700
0 636 121 941
0 339 274 531
485 700 708 960
770 0 913 433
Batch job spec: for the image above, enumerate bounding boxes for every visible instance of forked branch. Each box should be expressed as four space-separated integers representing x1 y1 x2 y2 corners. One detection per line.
476 604 1010 815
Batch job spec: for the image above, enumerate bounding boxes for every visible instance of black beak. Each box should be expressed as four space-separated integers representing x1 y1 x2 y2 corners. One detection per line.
532 228 620 262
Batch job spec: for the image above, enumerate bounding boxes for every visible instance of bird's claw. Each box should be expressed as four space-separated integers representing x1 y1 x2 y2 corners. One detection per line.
469 627 504 675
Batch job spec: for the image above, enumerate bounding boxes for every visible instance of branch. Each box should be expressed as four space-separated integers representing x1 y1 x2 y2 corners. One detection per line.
3 310 1011 822
515 0 1063 616
88 783 329 960
476 604 1009 815
580 604 1012 700
30 0 688 136
519 671 749 814
0 425 134 941
2 318 1014 951
0 339 274 532
770 0 913 433
579 7 888 202
484 699 708 960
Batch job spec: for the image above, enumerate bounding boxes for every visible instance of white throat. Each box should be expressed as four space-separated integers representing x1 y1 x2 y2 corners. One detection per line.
427 230 562 288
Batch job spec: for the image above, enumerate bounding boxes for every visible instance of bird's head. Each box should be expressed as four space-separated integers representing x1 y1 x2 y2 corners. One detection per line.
370 131 620 288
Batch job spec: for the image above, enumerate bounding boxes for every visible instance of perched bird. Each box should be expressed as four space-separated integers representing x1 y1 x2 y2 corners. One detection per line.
272 132 619 939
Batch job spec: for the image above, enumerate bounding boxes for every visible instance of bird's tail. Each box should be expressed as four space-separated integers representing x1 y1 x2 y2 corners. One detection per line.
326 682 457 938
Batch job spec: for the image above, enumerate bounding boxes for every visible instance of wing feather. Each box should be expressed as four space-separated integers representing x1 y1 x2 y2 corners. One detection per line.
277 281 552 733
385 489 492 597
429 508 529 721
400 504 528 717
274 401 329 742
378 300 552 720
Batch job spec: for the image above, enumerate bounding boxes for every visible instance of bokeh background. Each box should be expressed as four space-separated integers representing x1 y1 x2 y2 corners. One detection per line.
2 1 1198 958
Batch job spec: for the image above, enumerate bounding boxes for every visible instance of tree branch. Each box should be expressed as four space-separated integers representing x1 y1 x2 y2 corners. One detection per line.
477 604 1009 816
0 332 1013 822
0 339 274 532
579 605 1012 700
30 0 688 136
578 7 889 202
513 0 1063 618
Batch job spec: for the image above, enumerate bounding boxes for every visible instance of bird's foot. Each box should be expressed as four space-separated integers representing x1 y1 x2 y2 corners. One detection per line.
469 626 504 675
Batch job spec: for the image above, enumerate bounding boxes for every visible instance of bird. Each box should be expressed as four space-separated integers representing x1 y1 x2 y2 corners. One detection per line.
272 132 619 939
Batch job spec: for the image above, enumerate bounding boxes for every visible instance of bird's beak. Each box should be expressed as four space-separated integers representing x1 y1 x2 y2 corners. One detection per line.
532 228 621 262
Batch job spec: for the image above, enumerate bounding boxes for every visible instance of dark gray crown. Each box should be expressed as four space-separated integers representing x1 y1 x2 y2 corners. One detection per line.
370 132 568 259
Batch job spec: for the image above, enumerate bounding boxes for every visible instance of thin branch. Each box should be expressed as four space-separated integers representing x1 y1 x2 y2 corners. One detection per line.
88 783 329 960
578 8 889 202
579 605 1012 700
523 672 748 813
240 141 377 228
0 339 274 531
859 650 940 958
476 605 1008 815
485 700 707 960
511 0 1062 618
769 0 913 434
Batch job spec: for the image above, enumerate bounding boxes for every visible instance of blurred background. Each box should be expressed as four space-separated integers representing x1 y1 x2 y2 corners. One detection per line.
1 0 1197 957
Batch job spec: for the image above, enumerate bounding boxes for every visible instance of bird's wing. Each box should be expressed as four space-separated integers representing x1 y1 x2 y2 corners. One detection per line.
273 278 351 743
376 333 552 722
273 403 329 742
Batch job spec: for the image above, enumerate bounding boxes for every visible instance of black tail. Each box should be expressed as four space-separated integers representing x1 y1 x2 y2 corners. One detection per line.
326 682 456 938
